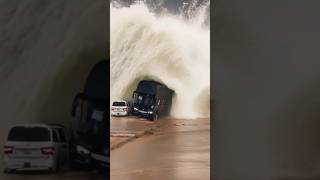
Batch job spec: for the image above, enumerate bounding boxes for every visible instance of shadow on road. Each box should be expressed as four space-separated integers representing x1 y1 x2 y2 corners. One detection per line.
1 168 105 180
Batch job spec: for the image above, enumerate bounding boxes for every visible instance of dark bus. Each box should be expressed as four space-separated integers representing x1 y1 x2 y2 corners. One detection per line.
70 60 108 174
132 80 174 120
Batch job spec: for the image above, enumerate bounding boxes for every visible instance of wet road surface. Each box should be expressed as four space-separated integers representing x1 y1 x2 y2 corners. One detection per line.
111 118 210 180
111 116 156 134
110 116 157 150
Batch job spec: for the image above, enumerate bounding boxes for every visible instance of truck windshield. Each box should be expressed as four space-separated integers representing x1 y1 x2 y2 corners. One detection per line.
77 112 107 150
143 97 154 106
8 127 50 142
133 93 155 107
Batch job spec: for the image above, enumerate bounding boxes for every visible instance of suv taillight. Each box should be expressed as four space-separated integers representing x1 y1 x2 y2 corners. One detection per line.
4 146 13 155
41 147 55 155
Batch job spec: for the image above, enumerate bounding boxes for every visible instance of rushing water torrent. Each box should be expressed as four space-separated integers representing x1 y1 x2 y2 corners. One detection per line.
110 1 210 118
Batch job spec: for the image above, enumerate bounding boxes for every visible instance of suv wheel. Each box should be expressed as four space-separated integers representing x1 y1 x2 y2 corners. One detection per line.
51 162 59 173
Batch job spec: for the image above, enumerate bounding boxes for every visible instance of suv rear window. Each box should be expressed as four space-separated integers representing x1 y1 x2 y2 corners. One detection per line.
112 102 126 106
8 127 50 142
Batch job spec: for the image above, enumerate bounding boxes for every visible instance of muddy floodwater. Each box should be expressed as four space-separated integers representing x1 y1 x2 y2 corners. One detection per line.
111 117 210 180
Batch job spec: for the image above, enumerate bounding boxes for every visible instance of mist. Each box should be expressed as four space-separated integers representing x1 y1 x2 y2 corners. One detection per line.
213 0 320 179
0 0 107 163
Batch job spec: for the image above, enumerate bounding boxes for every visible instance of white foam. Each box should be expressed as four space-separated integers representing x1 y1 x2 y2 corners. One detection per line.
111 1 210 118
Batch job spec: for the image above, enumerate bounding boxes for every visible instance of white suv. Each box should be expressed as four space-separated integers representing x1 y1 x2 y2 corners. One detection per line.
3 124 69 173
111 100 131 116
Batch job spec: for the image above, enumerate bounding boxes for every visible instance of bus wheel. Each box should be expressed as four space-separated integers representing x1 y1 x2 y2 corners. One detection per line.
153 114 159 121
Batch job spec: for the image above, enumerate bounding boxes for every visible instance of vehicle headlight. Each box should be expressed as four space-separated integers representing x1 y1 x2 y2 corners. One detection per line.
148 111 153 114
76 145 90 155
134 107 138 111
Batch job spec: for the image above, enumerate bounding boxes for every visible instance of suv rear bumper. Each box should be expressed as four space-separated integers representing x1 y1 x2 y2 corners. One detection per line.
4 156 55 171
111 111 128 116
